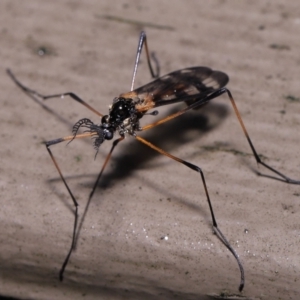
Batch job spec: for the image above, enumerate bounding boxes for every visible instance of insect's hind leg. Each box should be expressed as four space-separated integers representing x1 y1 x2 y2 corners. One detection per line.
130 31 160 91
134 134 245 292
141 86 300 184
6 69 103 117
221 88 300 184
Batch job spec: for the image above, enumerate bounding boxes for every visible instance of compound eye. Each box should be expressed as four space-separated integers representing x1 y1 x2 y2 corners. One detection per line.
104 128 114 140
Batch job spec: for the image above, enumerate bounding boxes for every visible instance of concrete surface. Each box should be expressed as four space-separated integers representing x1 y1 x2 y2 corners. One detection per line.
0 1 300 299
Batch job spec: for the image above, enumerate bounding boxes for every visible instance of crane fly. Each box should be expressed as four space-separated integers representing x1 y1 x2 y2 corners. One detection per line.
7 31 300 293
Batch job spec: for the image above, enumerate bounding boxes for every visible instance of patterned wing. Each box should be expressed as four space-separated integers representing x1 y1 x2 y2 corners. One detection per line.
120 66 229 112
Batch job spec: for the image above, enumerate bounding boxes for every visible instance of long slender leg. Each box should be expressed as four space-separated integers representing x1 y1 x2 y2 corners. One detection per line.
45 132 97 280
46 142 78 281
141 88 300 184
134 134 244 292
130 31 160 91
223 88 299 184
46 132 124 281
74 136 125 252
6 69 103 117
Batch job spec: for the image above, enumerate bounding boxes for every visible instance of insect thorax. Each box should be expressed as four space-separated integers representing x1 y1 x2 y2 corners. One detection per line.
106 97 142 134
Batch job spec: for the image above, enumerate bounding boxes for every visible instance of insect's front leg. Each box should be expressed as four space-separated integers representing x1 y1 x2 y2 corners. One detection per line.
45 132 125 281
44 132 97 280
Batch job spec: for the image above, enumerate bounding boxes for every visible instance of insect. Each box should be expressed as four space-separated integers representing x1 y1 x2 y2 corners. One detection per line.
7 32 300 292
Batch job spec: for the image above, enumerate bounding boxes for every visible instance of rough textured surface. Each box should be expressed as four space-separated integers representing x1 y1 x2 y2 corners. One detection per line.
0 1 300 299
